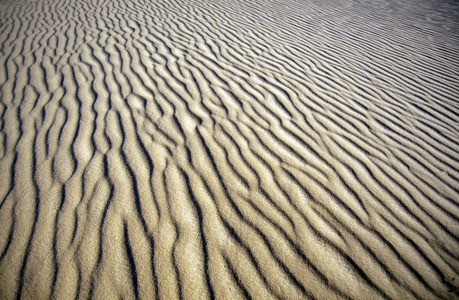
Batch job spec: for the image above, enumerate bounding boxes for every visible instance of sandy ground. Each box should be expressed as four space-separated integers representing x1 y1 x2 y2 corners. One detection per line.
0 0 459 299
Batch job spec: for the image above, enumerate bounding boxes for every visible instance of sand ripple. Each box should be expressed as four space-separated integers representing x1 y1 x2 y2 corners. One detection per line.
0 0 458 299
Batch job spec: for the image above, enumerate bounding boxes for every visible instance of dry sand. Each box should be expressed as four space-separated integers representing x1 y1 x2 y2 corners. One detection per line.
0 0 459 299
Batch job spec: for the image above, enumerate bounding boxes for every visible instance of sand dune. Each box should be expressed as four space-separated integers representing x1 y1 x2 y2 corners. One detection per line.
0 0 458 298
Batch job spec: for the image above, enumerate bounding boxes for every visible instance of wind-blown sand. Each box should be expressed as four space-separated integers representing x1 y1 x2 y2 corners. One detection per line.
0 0 458 298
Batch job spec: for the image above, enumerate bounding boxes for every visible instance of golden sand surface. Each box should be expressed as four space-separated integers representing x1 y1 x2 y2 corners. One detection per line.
0 0 458 298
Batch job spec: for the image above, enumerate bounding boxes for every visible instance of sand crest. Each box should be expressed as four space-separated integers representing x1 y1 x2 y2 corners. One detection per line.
0 0 459 299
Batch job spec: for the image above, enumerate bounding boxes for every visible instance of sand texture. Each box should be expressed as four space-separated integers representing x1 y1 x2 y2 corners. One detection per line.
0 0 459 298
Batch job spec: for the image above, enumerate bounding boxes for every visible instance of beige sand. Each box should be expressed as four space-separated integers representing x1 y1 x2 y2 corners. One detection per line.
0 0 458 298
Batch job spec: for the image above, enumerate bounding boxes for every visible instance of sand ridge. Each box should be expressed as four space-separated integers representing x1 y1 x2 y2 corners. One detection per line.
0 0 458 299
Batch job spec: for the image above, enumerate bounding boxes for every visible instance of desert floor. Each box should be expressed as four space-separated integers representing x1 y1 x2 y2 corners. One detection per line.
0 0 459 299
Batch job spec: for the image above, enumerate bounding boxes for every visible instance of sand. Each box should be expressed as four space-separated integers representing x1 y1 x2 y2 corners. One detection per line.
0 0 458 298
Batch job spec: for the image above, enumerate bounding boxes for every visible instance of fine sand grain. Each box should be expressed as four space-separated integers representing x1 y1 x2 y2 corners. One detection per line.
0 0 459 299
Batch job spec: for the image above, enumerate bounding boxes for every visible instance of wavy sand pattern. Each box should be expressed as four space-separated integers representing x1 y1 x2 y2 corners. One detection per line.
0 0 459 298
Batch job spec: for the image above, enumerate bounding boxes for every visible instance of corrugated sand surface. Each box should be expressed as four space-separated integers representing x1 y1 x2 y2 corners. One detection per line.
0 0 458 298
